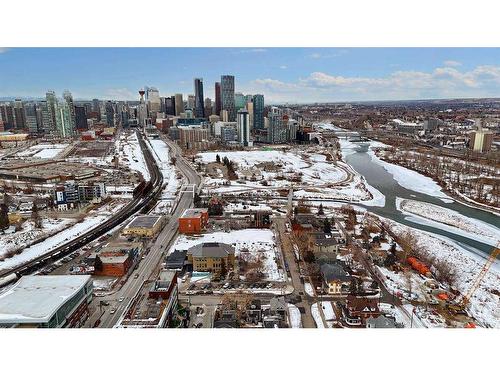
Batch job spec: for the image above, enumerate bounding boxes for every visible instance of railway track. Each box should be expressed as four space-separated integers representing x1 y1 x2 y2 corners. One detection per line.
0 130 164 279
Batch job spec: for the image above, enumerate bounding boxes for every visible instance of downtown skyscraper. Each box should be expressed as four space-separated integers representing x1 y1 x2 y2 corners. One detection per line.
253 94 265 129
221 75 235 121
194 78 205 118
214 82 221 116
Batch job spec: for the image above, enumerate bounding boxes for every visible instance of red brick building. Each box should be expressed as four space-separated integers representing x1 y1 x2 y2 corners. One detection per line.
178 208 209 234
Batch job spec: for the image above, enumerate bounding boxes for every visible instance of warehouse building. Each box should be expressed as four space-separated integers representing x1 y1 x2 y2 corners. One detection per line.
0 275 93 328
122 215 164 237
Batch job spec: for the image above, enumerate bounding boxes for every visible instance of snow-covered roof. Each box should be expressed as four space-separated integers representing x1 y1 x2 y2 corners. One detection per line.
0 275 91 324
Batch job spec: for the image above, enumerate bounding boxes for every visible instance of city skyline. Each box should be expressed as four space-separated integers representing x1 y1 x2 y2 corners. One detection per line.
1 48 500 103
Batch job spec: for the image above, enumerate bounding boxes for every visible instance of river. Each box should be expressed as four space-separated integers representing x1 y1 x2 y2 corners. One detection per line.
343 141 499 258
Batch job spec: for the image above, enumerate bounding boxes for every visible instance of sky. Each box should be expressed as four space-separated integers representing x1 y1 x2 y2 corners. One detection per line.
0 48 499 103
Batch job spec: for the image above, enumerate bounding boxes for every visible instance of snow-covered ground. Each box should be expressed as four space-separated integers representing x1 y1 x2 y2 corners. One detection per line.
119 132 150 181
146 137 181 213
366 143 448 198
288 303 302 328
197 149 348 188
0 217 74 259
170 229 285 281
380 217 500 328
311 302 335 328
0 202 126 272
304 282 315 297
15 143 69 159
396 198 500 246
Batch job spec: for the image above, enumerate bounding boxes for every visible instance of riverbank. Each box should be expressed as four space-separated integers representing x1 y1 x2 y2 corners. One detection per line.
396 198 500 247
378 215 499 328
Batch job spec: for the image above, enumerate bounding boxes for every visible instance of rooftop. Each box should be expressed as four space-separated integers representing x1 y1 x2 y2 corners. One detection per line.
188 242 235 258
0 275 91 324
181 208 207 218
127 215 162 228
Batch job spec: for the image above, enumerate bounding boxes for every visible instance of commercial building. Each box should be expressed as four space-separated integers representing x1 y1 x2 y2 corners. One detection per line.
237 109 251 146
91 241 142 277
122 215 164 237
214 82 222 116
194 78 205 118
0 275 93 328
221 75 235 121
178 208 208 234
253 94 264 130
186 242 235 273
174 93 184 116
75 105 88 130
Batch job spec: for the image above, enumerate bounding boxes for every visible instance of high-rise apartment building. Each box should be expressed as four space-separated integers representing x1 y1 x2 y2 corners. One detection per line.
237 109 251 147
194 78 205 118
187 95 196 110
55 100 74 138
234 92 245 111
63 90 76 130
13 99 26 130
214 82 222 116
105 101 115 126
253 94 265 130
75 105 88 130
46 91 57 133
175 93 184 116
165 96 176 115
204 97 212 117
221 75 235 121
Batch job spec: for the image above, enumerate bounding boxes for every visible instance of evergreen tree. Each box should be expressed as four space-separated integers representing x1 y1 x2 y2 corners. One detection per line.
216 154 221 164
318 203 324 215
323 218 332 233
0 203 9 230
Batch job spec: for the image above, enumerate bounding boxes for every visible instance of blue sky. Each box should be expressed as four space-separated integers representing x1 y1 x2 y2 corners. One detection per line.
0 48 499 103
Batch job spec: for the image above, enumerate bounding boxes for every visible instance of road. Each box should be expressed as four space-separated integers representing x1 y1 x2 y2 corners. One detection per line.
87 134 201 328
273 216 316 328
0 130 164 279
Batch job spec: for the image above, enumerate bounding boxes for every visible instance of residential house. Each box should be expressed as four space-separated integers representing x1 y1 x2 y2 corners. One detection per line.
320 262 351 295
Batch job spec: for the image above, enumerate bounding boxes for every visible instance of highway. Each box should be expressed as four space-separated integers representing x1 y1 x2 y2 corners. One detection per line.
87 133 201 328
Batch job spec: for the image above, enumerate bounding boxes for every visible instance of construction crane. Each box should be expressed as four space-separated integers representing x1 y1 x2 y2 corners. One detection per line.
457 243 500 310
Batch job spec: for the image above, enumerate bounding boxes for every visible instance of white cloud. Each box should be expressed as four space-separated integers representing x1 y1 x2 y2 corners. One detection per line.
279 65 287 69
443 60 462 67
250 64 500 102
309 53 322 59
104 88 136 100
235 48 267 54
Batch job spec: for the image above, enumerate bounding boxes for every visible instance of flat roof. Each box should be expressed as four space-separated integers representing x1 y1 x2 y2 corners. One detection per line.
0 275 91 324
181 208 207 218
127 215 162 228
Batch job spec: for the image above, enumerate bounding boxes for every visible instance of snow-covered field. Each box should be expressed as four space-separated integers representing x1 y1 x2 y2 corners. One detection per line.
119 132 150 181
0 217 74 259
304 282 315 297
197 146 386 207
16 143 69 159
311 302 335 328
146 138 180 201
381 217 500 328
396 198 500 246
0 202 126 272
288 303 302 328
197 149 348 188
170 229 285 281
366 143 448 198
